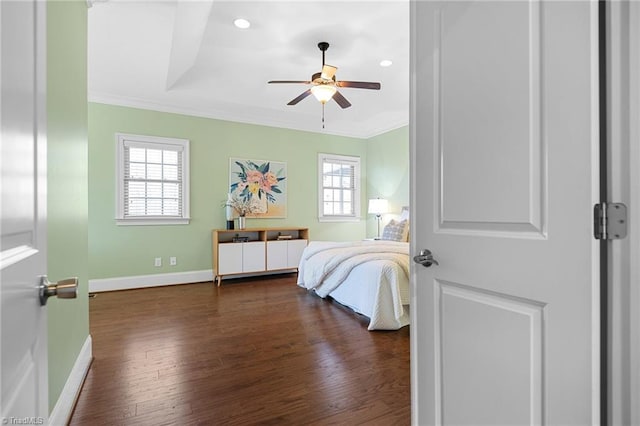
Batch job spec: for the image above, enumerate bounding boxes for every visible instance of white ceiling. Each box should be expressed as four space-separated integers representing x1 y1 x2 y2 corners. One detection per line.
87 0 410 139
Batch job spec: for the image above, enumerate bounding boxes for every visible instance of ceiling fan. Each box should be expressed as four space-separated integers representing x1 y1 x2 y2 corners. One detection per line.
268 42 381 126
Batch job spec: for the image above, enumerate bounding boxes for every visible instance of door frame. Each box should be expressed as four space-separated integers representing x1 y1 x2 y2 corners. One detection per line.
630 5 640 423
608 1 640 424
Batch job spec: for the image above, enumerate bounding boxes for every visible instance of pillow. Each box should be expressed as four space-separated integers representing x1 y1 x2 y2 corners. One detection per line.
381 219 409 242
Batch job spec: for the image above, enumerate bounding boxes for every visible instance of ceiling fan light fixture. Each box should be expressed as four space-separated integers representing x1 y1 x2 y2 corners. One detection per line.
311 84 337 104
233 18 251 29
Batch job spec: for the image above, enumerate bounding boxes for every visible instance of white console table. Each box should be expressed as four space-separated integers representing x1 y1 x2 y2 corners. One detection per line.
211 227 309 286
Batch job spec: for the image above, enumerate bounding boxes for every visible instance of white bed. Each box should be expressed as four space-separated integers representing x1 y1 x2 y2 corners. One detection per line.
296 240 410 330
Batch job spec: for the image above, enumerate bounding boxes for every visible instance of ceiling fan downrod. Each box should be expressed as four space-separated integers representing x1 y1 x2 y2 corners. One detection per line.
318 41 329 67
319 42 330 129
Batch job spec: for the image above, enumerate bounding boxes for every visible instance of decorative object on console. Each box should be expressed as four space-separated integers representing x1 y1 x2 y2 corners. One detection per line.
222 193 256 230
237 215 246 230
368 198 389 239
229 158 287 218
225 193 234 229
224 192 260 216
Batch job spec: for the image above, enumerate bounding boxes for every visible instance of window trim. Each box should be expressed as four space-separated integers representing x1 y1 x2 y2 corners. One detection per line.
115 133 190 226
317 153 361 223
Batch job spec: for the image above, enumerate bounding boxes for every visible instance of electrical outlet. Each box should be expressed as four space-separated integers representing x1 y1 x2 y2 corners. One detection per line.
154 257 162 267
170 257 177 266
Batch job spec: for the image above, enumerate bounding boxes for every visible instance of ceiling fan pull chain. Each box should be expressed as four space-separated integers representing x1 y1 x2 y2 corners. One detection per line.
322 104 325 129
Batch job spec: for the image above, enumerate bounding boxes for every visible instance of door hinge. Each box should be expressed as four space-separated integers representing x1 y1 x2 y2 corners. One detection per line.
593 202 627 240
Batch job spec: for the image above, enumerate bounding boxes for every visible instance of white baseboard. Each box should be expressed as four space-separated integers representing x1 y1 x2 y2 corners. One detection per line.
89 269 214 293
49 335 92 426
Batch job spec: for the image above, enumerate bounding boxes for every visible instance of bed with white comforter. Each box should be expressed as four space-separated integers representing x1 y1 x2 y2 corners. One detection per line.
296 240 410 330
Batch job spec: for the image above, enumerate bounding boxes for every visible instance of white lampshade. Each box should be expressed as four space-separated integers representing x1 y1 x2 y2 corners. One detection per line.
311 84 337 103
368 198 388 216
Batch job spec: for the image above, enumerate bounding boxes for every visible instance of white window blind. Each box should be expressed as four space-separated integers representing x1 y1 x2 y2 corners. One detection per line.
318 153 361 222
116 134 190 225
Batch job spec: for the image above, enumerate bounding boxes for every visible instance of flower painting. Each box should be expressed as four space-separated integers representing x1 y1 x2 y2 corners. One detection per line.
229 158 287 218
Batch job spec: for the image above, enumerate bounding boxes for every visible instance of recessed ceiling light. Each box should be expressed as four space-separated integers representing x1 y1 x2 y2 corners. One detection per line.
234 18 251 29
380 59 393 67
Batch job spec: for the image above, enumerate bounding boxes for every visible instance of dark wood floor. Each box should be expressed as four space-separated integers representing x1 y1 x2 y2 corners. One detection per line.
70 274 410 425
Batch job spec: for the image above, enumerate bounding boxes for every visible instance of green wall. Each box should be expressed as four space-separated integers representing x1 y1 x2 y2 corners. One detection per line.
366 126 410 237
88 103 376 279
47 0 89 412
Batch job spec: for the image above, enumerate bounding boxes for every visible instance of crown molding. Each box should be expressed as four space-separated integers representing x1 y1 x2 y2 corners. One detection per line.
88 92 407 139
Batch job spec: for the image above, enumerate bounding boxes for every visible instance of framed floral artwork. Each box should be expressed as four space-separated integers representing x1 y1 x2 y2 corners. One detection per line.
228 158 287 218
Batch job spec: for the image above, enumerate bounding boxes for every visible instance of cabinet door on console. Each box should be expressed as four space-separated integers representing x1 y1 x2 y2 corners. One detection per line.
242 241 266 273
266 240 308 270
218 243 243 275
266 241 288 270
287 240 308 269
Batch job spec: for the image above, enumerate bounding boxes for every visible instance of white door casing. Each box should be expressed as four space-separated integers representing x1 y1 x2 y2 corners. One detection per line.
608 1 640 424
628 6 640 424
410 1 600 424
0 0 48 422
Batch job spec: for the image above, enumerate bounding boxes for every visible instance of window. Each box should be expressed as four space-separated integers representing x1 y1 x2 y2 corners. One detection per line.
116 133 190 225
318 153 361 222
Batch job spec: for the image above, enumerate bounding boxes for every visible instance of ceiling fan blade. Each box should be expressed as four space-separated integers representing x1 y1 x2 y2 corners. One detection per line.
268 80 311 84
321 65 337 81
287 89 312 106
332 91 352 109
336 81 381 90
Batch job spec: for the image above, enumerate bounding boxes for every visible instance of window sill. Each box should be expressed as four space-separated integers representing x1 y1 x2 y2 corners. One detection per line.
317 216 361 223
116 218 190 226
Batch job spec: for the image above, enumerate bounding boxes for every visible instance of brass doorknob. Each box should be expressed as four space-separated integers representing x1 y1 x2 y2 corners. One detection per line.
39 276 78 306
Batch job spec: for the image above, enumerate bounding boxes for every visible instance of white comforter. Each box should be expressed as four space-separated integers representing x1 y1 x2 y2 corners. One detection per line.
297 241 410 330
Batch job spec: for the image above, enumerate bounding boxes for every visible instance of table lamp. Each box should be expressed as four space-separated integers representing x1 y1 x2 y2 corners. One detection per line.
368 198 389 239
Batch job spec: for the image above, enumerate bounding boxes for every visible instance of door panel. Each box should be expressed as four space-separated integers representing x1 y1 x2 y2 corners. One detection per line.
437 281 543 425
437 2 543 235
0 0 48 420
411 1 600 424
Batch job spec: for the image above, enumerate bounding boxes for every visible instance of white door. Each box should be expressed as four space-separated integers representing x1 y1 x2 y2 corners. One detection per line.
1 0 49 421
410 1 600 424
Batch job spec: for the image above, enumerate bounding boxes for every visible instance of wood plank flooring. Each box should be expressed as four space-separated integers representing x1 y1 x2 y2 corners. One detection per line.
69 274 410 425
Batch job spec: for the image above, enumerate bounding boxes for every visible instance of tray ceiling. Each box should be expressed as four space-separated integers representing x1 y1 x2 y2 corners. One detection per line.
88 0 409 138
